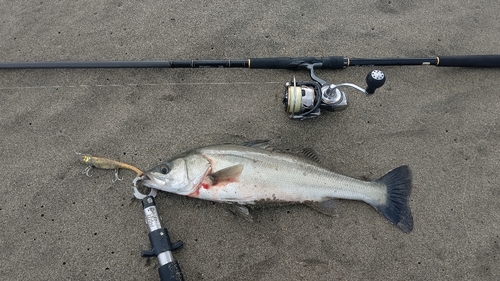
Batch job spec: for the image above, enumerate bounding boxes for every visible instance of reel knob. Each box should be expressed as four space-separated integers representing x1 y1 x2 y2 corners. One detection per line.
365 70 385 95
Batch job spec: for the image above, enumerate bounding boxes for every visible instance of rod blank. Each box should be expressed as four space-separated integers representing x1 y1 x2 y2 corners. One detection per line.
0 55 499 69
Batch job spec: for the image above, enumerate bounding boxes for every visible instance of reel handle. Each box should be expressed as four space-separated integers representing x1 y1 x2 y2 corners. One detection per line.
365 70 386 95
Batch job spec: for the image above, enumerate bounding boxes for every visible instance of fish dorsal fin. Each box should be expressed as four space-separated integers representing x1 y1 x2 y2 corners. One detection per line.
300 148 321 163
242 140 274 151
210 164 244 184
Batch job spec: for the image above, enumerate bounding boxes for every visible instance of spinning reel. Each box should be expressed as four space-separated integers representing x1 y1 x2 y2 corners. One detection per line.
283 63 385 120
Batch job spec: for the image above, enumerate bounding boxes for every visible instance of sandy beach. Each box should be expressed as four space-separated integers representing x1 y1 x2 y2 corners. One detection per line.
1 1 500 280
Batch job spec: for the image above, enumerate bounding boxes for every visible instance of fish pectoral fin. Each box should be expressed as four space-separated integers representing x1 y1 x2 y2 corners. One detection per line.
210 164 244 183
305 198 339 217
225 204 253 222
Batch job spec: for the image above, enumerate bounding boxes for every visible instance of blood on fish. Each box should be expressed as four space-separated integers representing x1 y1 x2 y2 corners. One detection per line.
188 173 240 198
187 160 243 198
188 177 213 197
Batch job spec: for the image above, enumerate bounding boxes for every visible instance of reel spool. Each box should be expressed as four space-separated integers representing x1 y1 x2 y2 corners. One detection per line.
285 78 323 118
283 65 385 120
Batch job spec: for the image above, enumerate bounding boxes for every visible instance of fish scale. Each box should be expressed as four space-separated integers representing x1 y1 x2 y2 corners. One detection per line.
138 143 413 232
197 146 385 204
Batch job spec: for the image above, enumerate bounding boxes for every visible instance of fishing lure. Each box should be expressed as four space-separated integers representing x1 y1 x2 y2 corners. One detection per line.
81 155 144 179
80 154 157 197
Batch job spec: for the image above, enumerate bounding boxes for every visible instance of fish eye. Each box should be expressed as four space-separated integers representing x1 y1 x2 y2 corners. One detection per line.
159 165 170 174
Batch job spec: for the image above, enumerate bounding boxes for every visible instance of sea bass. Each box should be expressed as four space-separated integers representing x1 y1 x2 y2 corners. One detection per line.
137 143 413 232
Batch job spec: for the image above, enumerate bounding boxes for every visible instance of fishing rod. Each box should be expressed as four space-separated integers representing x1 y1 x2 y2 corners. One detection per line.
2 54 500 120
2 54 500 69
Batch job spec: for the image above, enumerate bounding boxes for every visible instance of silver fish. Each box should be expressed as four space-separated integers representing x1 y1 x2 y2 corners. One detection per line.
137 143 413 232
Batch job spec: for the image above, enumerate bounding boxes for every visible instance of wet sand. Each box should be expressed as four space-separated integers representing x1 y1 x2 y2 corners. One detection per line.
1 1 500 280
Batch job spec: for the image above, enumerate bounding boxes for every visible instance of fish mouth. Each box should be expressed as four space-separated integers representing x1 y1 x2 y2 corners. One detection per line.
133 173 161 189
132 174 159 199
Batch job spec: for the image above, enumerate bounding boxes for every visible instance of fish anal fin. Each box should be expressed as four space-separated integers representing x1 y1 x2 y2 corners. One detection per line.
300 148 321 163
305 198 339 217
243 140 274 151
210 164 244 184
226 204 253 222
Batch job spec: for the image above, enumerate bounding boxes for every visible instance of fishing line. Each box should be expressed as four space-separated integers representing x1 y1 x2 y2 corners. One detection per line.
3 54 499 120
0 81 281 91
53 133 94 175
54 133 82 156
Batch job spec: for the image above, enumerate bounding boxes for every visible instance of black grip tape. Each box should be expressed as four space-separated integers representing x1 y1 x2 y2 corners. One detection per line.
249 56 345 69
319 56 346 69
438 55 500 68
158 261 184 281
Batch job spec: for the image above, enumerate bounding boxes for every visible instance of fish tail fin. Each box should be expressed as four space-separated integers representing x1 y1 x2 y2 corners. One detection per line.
374 165 413 233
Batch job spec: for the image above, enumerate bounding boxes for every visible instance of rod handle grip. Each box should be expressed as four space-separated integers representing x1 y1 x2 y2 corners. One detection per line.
438 55 500 67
